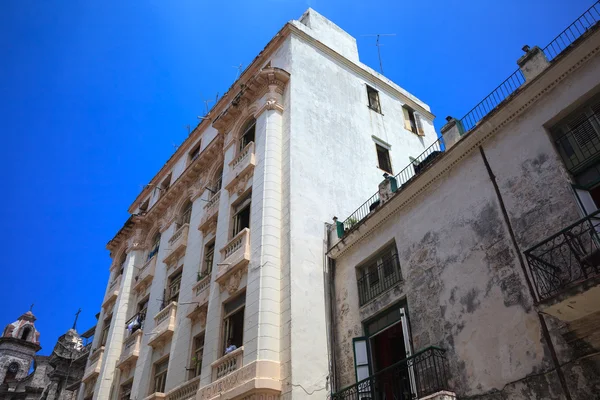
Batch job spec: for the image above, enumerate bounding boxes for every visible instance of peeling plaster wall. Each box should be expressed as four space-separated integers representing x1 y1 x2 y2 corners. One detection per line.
331 50 600 399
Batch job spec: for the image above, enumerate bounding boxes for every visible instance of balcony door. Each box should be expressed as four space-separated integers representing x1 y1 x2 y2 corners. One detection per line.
354 305 415 399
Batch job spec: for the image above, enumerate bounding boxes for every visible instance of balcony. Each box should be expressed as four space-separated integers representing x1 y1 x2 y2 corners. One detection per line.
524 210 600 321
358 254 403 306
82 346 105 383
134 256 157 292
117 329 142 370
165 376 201 400
164 224 189 265
198 190 221 234
211 346 244 381
332 347 454 400
148 302 177 348
186 276 210 322
224 142 256 193
102 275 121 309
216 229 250 290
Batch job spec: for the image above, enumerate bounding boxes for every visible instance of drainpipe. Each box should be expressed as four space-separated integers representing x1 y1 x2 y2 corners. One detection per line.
479 146 572 400
324 222 338 395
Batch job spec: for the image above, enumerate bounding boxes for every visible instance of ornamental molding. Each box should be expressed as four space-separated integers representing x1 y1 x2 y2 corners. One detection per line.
212 67 290 134
218 267 246 295
226 169 253 196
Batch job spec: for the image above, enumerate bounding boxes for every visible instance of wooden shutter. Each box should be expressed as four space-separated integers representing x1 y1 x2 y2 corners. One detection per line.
353 337 371 382
573 185 598 217
402 107 412 131
415 114 425 136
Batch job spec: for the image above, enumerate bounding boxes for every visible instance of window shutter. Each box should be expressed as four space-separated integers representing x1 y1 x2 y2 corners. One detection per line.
415 114 425 136
573 185 598 217
402 107 412 132
353 337 371 382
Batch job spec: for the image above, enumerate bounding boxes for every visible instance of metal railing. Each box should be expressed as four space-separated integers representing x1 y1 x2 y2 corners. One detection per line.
125 311 146 335
340 137 445 237
332 347 450 400
543 1 600 61
524 210 600 302
554 114 600 173
459 70 526 132
357 254 403 306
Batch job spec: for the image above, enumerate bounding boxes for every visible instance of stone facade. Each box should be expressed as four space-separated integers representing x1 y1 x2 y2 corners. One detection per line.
327 18 600 400
0 311 92 400
82 8 439 400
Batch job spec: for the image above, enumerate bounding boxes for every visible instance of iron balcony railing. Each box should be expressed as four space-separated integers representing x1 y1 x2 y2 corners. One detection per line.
524 210 600 302
339 137 445 237
554 113 600 173
357 254 402 306
332 347 451 400
543 1 600 61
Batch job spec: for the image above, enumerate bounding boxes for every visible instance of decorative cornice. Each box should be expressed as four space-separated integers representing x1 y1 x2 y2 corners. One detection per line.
328 31 600 258
212 67 290 134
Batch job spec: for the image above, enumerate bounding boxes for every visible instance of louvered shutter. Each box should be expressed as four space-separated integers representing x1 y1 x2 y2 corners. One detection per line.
415 114 425 136
402 107 413 132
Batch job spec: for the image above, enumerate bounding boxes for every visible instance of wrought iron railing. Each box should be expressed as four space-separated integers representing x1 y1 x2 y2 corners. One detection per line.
524 210 600 302
339 138 445 237
554 114 600 173
332 346 450 400
543 1 600 61
357 254 402 306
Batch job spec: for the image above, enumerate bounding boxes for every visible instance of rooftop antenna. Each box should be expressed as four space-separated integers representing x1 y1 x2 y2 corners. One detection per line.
72 308 82 330
197 92 215 121
361 33 396 74
233 64 243 80
184 124 191 135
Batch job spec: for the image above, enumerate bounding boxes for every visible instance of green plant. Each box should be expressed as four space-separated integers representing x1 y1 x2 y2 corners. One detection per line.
345 217 358 230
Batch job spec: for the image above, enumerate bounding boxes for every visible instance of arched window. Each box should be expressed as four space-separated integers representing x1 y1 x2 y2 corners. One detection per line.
3 362 19 383
21 326 31 341
239 119 256 152
148 232 161 260
179 200 193 227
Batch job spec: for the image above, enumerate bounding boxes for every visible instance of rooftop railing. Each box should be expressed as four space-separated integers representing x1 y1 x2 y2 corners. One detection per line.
332 346 451 400
524 210 600 302
337 2 600 239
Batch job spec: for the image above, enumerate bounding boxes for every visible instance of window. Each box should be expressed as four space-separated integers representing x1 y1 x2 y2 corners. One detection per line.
179 200 193 227
168 272 182 303
120 381 132 400
189 141 201 162
402 105 424 136
100 316 112 346
148 232 161 260
160 173 172 192
139 198 149 212
367 85 381 113
232 194 251 237
119 252 127 276
152 358 169 394
223 292 245 354
357 245 401 305
203 241 215 277
240 120 256 152
212 168 223 194
21 326 31 341
376 144 392 174
190 333 205 379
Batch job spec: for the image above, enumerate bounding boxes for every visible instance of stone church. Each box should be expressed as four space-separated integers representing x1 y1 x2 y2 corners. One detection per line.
0 310 92 400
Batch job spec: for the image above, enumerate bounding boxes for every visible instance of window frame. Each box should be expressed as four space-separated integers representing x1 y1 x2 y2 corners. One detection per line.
120 380 133 400
100 316 112 347
222 292 246 354
375 143 393 174
366 85 381 113
203 241 215 276
167 272 182 303
189 141 201 163
152 358 169 394
190 333 205 379
231 194 252 238
239 120 256 153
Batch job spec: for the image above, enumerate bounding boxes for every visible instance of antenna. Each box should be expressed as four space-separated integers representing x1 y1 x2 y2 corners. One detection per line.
361 33 396 74
233 64 243 80
184 124 191 135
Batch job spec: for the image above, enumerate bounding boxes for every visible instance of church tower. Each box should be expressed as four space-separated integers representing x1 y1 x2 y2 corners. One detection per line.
0 310 41 385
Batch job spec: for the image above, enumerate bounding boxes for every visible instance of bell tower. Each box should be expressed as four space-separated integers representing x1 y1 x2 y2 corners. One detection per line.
0 310 41 385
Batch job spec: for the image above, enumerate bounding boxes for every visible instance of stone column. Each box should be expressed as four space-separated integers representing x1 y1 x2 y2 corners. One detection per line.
94 235 144 399
244 90 285 366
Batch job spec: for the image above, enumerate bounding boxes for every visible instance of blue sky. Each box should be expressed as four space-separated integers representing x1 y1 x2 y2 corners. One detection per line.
0 0 594 353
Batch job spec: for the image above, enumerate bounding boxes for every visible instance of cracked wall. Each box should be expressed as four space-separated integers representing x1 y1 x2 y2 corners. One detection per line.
331 50 600 399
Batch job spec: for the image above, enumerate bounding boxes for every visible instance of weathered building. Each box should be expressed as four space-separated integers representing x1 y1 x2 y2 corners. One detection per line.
81 8 440 400
0 311 93 400
326 3 600 400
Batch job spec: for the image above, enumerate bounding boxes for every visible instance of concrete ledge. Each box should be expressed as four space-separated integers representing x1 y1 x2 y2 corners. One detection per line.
418 390 457 400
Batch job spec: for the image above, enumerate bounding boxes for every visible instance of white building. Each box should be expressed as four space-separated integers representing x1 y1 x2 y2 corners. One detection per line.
326 4 600 400
80 9 438 400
